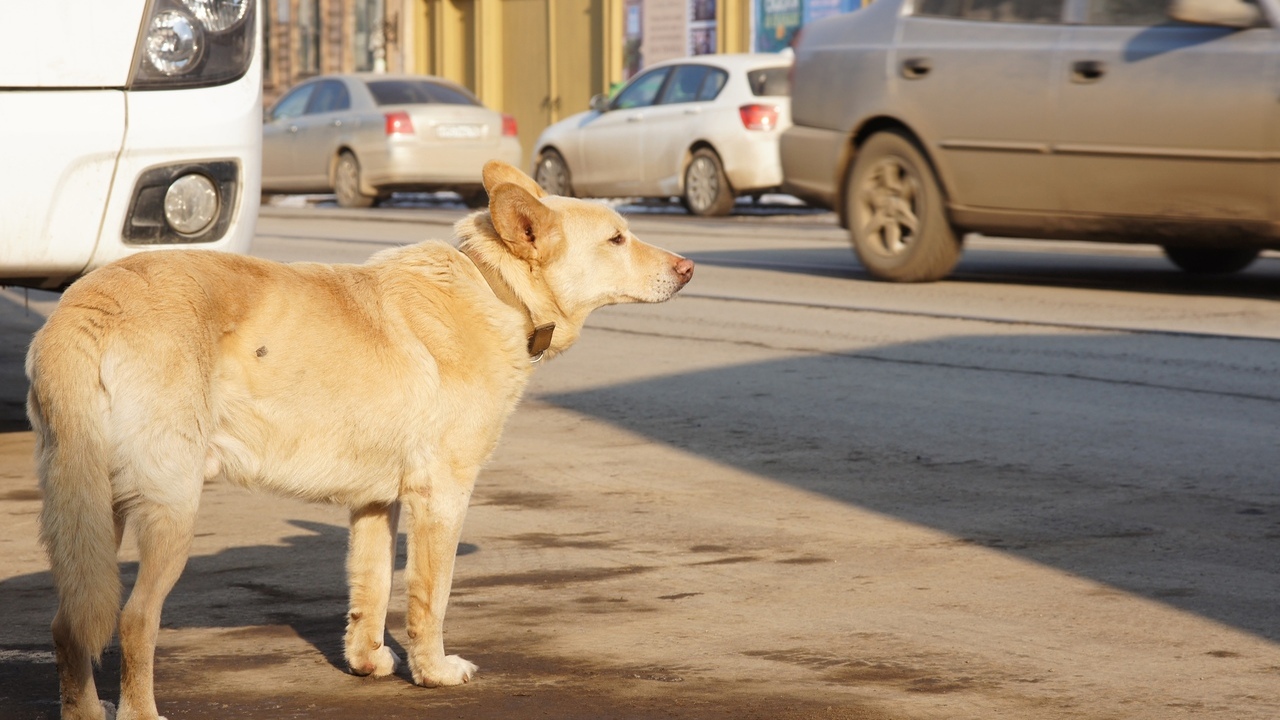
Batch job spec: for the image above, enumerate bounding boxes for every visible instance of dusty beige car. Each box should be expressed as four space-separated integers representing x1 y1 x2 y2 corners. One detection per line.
782 0 1279 281
263 74 522 208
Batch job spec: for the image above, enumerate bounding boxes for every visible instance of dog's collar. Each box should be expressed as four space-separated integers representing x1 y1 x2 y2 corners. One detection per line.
527 322 556 363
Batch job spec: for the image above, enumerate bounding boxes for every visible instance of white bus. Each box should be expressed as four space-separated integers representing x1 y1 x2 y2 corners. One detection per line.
0 0 262 290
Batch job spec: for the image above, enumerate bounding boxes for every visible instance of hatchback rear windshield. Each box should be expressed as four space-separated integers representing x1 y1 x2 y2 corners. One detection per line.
748 67 790 97
366 79 480 106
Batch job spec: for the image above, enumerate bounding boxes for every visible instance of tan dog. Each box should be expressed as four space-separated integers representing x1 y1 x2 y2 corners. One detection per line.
26 161 693 720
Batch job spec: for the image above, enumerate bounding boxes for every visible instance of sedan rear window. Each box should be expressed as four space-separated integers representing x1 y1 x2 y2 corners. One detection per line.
365 79 480 106
747 67 790 97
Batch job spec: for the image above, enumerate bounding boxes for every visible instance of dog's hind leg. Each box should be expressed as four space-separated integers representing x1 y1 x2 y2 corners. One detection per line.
401 481 478 687
344 501 401 676
115 501 197 720
51 610 113 720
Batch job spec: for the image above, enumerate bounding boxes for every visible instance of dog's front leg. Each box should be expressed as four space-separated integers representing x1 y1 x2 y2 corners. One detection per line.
400 484 478 687
344 502 401 677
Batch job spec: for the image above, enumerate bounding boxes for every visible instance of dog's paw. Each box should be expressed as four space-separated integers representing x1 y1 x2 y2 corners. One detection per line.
105 700 168 720
412 654 478 687
369 645 401 677
348 644 401 677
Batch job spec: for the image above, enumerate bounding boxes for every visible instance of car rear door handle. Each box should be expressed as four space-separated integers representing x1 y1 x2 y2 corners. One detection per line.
1071 60 1106 84
684 108 702 115
901 57 932 79
626 115 642 122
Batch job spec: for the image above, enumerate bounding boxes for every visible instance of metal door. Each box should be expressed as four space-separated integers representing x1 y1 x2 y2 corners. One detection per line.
1056 1 1276 224
894 5 1065 213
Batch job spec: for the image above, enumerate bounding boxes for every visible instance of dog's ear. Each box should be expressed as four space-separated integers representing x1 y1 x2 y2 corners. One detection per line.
483 160 547 199
489 183 557 260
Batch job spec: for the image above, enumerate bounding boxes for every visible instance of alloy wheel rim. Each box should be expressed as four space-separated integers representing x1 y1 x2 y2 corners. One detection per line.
856 158 921 256
537 157 567 195
686 156 719 212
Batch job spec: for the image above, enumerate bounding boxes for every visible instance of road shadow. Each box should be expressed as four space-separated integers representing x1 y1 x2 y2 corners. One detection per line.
541 330 1280 642
0 516 482 718
684 245 1280 302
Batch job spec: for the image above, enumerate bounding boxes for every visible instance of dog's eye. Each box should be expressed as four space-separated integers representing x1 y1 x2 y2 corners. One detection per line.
608 234 626 246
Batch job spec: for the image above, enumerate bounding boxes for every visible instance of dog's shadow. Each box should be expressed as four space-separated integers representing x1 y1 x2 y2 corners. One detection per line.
1 518 479 715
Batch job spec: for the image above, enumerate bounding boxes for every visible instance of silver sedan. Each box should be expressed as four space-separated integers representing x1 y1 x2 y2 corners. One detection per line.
263 74 522 208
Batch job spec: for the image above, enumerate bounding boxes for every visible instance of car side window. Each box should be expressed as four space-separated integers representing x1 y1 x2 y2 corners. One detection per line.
306 80 351 114
660 65 710 104
915 0 1064 22
1084 0 1175 24
612 68 671 110
697 69 729 101
271 84 315 121
747 67 790 97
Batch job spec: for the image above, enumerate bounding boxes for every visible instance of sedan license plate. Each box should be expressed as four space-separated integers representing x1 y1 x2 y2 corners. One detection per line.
436 123 484 140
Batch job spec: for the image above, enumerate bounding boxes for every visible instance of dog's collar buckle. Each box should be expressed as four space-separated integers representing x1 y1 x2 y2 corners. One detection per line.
528 322 556 363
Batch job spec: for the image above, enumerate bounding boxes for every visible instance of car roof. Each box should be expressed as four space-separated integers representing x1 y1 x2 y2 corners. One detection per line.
644 52 792 74
326 73 466 86
294 73 470 91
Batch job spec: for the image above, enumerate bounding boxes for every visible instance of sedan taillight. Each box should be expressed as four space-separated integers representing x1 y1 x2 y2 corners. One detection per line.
739 104 779 131
502 114 518 137
385 111 415 136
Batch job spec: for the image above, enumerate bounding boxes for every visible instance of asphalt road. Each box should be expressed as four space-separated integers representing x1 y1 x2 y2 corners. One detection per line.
2 196 1278 719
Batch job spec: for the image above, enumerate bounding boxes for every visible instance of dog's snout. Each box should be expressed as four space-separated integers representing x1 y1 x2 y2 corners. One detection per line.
674 257 694 286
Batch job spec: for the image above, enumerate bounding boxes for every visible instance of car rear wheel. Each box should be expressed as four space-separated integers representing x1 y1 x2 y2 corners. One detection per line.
335 151 375 209
847 131 961 282
683 148 735 217
534 149 573 197
1162 246 1260 275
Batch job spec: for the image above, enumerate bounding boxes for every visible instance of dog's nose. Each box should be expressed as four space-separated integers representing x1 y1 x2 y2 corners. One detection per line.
674 257 694 286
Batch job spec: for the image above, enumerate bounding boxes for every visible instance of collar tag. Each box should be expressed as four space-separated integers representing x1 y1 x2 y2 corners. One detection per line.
528 322 556 362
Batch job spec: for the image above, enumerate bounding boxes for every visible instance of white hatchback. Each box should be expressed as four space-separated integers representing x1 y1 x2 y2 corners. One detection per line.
531 53 792 217
0 0 262 290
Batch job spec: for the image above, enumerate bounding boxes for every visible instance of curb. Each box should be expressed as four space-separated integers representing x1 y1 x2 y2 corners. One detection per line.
258 203 464 227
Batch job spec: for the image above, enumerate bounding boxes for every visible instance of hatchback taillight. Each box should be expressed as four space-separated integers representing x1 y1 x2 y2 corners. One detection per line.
739 104 779 131
502 114 518 137
385 111 415 136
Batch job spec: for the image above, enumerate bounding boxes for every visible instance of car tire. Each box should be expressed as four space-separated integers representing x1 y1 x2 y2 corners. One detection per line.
334 151 376 209
534 149 573 197
1162 246 1260 275
683 148 735 217
846 131 962 282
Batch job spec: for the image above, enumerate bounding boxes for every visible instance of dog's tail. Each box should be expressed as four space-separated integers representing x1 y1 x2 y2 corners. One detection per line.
27 314 121 662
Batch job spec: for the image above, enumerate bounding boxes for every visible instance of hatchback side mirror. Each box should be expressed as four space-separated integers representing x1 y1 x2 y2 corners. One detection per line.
1169 0 1262 28
589 93 611 113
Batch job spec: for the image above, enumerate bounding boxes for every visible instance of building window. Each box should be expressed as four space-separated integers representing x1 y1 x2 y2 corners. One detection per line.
298 0 322 75
354 0 385 72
